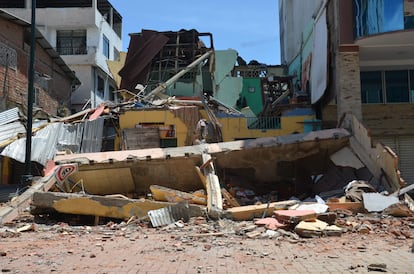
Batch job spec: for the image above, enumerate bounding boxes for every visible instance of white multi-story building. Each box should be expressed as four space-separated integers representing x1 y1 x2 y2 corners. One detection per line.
2 0 123 112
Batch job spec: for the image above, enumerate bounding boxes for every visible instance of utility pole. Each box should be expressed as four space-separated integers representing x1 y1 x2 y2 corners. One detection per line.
23 0 36 183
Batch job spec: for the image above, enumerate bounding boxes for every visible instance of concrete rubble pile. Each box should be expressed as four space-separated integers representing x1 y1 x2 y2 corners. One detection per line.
0 108 413 244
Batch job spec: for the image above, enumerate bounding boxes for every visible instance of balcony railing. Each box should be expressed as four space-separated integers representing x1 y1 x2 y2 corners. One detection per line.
247 116 281 129
56 46 88 55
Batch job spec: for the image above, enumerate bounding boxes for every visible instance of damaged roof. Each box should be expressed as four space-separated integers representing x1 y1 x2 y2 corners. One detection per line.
119 29 213 92
0 106 105 166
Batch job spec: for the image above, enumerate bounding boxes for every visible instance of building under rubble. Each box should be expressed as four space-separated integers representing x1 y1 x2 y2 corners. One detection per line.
0 3 413 224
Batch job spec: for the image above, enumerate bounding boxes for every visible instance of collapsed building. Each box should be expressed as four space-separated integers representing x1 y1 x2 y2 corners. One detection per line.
0 30 413 229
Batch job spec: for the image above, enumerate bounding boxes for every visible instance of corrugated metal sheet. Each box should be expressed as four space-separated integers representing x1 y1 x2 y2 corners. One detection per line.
57 123 83 153
0 121 26 146
148 207 175 227
0 123 61 165
31 123 63 164
148 201 191 227
1 117 104 165
0 107 20 126
81 117 104 153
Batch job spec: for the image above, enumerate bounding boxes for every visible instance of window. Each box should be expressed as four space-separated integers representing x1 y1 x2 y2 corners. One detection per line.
36 0 92 8
361 71 383 103
57 30 87 55
0 0 25 8
361 70 413 104
103 35 110 59
385 70 409 103
97 76 105 98
354 0 405 38
34 87 40 106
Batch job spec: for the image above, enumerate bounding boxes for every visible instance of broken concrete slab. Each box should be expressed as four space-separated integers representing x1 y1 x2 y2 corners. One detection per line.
294 219 328 237
149 185 207 205
224 200 298 221
274 210 317 224
345 114 405 192
316 212 337 225
330 146 364 169
362 193 399 212
53 128 351 197
294 219 343 238
31 191 204 220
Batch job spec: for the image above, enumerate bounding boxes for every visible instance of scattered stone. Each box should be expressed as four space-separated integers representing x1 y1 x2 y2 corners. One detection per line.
358 224 372 234
246 230 262 239
262 229 280 239
367 263 387 272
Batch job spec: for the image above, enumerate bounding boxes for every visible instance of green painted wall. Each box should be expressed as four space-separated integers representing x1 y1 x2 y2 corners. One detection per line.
240 78 263 116
214 50 243 107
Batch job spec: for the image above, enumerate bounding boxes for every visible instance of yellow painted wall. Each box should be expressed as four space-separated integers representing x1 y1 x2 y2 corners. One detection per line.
218 115 315 141
117 109 315 149
119 110 189 147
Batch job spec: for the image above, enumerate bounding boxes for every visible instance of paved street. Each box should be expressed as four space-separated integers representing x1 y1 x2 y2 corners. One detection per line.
1 214 413 274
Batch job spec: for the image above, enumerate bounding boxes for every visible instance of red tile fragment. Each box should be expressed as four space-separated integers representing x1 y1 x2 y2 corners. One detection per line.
255 217 286 230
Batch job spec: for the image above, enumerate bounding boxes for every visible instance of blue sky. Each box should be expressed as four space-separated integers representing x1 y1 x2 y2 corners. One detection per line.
109 0 281 65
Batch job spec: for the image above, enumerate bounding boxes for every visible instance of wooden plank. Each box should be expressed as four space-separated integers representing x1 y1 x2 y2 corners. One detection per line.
31 191 204 219
224 200 298 221
200 153 223 218
195 166 207 188
200 157 215 170
326 201 364 213
221 188 240 208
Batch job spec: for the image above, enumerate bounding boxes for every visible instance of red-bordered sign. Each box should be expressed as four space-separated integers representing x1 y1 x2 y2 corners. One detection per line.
55 164 78 183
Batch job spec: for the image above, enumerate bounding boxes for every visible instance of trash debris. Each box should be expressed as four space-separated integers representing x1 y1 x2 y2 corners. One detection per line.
362 193 399 212
295 203 329 214
345 180 377 202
